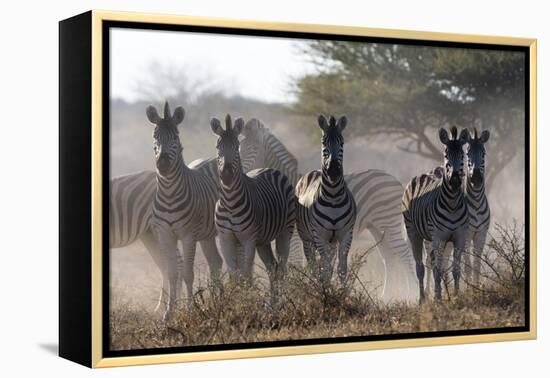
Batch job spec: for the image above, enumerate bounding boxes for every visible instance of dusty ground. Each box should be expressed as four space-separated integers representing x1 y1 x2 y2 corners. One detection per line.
109 227 525 351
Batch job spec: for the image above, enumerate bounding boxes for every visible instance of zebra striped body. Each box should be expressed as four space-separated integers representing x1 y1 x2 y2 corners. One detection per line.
402 127 470 302
151 159 219 239
109 170 156 248
296 115 356 285
147 102 222 320
240 119 416 300
241 119 299 186
212 115 295 284
216 168 295 267
403 174 469 242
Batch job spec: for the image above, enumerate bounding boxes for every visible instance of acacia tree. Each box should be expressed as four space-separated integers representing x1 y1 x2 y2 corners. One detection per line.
293 42 525 190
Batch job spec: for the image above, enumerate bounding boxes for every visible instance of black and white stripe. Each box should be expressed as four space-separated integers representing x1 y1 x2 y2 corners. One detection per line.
147 102 223 320
240 119 416 300
402 127 470 303
241 119 299 187
211 114 296 290
464 128 491 285
109 170 156 249
296 115 357 285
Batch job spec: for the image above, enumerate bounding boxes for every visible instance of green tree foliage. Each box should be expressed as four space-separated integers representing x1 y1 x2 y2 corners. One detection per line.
293 41 525 190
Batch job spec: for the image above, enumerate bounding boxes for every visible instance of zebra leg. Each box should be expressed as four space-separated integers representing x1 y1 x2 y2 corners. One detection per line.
472 231 487 287
275 230 291 275
431 239 446 301
315 239 333 288
153 227 179 321
199 238 223 282
408 232 425 304
257 243 277 275
288 227 304 266
440 242 453 297
302 239 316 267
179 236 197 307
257 243 279 302
218 232 239 275
452 237 467 295
423 240 432 300
140 230 169 314
242 239 257 279
368 225 416 302
462 235 473 286
337 229 354 284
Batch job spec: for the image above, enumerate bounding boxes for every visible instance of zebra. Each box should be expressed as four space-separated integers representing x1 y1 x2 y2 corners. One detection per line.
402 126 470 303
464 128 491 286
146 101 223 320
109 160 219 314
240 118 416 300
423 129 492 292
295 115 357 286
211 114 296 293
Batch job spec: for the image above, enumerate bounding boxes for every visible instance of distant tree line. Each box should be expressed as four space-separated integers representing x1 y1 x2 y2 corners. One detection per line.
292 41 526 190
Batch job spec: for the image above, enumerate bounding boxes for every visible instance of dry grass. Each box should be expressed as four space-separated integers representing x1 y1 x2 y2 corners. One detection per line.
109 224 526 351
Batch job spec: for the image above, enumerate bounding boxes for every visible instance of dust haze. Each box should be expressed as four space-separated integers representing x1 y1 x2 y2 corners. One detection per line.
109 30 526 349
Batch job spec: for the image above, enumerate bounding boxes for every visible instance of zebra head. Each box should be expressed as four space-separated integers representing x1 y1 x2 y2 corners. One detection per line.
146 101 185 176
439 126 469 190
466 128 490 188
211 114 244 186
318 114 347 183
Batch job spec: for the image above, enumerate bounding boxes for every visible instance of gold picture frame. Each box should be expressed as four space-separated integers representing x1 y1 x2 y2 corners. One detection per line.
59 9 537 368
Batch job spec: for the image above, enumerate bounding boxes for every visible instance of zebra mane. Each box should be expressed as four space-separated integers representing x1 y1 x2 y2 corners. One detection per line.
225 114 232 131
163 101 171 120
474 127 478 139
450 126 458 140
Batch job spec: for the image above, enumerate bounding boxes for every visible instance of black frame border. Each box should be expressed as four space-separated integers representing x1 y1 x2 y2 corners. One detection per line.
101 20 531 359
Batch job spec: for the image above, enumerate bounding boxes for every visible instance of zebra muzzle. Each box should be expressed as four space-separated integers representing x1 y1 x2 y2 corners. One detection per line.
471 168 483 186
327 160 342 180
450 172 462 189
156 154 171 174
220 165 234 185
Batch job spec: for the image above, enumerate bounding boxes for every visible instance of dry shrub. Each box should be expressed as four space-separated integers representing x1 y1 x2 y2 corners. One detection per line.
110 223 526 351
461 222 526 305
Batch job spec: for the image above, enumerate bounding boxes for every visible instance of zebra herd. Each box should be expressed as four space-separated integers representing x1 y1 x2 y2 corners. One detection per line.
110 101 491 320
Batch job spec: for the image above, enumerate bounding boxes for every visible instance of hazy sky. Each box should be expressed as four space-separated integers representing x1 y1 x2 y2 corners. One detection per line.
110 28 318 104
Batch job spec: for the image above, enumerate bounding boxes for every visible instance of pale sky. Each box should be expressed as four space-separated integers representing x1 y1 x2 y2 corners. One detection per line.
110 28 318 104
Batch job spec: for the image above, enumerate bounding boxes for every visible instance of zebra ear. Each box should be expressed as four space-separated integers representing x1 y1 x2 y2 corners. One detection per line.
233 118 244 136
243 118 259 138
318 114 328 132
467 129 474 143
210 118 224 136
146 105 161 125
438 128 449 145
336 116 347 132
480 130 490 143
172 106 185 126
458 128 469 145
